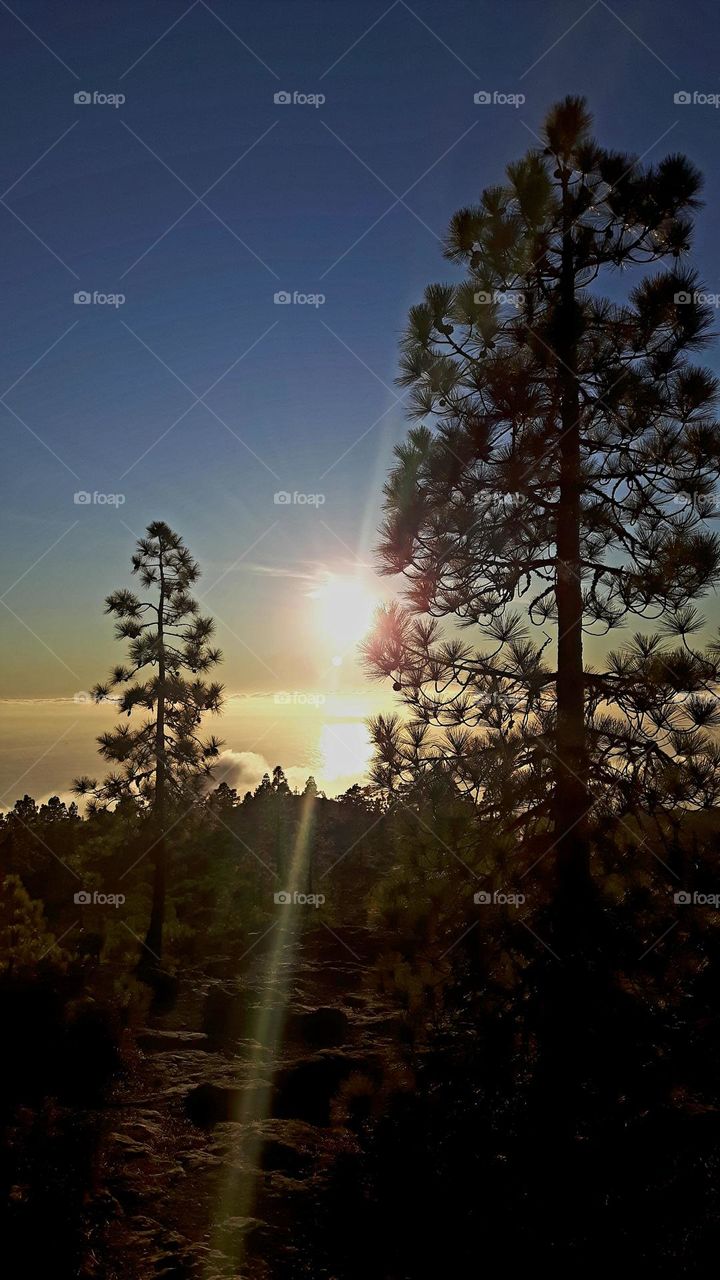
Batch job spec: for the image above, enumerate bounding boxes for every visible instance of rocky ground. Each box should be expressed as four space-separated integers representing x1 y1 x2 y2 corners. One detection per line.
90 926 406 1279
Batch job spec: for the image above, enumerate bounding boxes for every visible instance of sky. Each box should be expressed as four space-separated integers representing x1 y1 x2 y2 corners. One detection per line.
2 0 720 799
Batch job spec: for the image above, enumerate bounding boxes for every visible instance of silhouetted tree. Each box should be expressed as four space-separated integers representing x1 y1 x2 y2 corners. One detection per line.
271 765 291 795
73 521 223 965
0 795 81 920
364 97 720 897
207 781 239 815
270 766 291 878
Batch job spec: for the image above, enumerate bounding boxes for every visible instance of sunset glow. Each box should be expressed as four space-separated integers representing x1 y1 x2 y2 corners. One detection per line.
5 7 720 1275
309 574 378 656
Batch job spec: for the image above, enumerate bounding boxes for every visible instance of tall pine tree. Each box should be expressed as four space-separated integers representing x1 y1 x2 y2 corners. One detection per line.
74 521 223 964
364 97 720 896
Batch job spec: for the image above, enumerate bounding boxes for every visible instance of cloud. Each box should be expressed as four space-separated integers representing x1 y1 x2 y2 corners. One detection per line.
241 562 320 582
211 750 313 796
241 557 371 582
210 749 365 798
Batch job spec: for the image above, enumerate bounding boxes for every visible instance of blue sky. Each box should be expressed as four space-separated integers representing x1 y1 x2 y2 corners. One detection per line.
2 0 720 698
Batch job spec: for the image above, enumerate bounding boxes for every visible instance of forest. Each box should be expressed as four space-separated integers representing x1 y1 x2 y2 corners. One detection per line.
4 96 720 1278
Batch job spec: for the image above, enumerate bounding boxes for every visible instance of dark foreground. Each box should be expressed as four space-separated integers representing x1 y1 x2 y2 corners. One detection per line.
3 787 720 1277
4 913 720 1279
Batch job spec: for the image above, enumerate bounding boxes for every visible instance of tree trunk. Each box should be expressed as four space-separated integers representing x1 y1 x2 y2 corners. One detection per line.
144 831 166 962
554 171 591 901
143 552 167 965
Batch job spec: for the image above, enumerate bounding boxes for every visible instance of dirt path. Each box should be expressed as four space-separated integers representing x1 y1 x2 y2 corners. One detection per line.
93 927 402 1279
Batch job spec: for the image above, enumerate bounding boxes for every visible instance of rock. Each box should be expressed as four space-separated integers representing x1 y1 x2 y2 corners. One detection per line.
202 985 253 1046
137 1029 209 1053
259 1137 315 1178
178 1150 223 1173
185 1081 269 1127
90 1187 124 1219
136 967 180 1011
344 994 367 1009
119 1117 167 1145
273 1050 385 1126
287 1006 350 1049
109 1134 151 1159
215 1215 265 1245
355 1012 409 1042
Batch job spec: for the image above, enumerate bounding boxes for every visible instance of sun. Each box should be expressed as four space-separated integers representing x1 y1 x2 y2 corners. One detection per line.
309 574 377 655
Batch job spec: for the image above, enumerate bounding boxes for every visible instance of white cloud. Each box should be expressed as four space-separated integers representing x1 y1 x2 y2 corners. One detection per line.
211 749 312 796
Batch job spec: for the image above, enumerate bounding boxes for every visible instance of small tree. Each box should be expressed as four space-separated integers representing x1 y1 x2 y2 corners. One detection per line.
266 766 290 880
73 521 223 965
364 98 720 897
0 874 66 978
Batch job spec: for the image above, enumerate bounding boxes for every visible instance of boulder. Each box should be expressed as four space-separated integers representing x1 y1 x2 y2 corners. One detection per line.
287 1006 350 1049
185 1081 269 1127
137 1029 208 1053
273 1050 384 1126
202 985 251 1046
259 1136 315 1179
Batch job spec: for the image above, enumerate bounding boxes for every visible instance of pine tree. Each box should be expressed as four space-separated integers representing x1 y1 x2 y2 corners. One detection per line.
73 521 223 965
364 97 720 896
0 874 66 976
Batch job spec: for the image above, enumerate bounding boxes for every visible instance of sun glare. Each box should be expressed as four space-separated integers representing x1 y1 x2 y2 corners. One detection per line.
310 574 377 655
